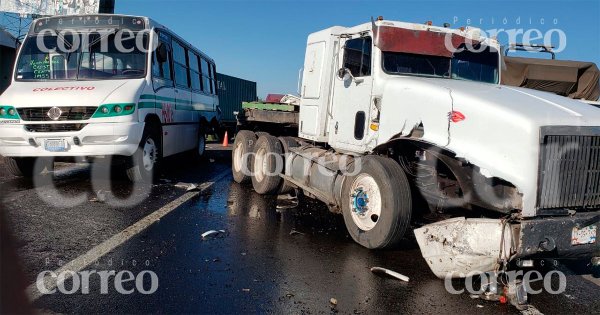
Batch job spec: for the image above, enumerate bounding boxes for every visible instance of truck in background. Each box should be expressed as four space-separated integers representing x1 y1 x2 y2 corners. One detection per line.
231 18 600 283
0 29 18 95
216 73 257 138
501 43 600 107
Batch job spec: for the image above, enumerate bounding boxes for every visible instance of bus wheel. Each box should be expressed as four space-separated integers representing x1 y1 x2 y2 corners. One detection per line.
251 135 283 194
4 157 53 177
341 155 412 249
232 130 257 184
127 126 160 182
191 129 206 159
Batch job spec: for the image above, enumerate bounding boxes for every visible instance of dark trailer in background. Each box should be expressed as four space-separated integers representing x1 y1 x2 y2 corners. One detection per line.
216 73 257 136
0 29 17 95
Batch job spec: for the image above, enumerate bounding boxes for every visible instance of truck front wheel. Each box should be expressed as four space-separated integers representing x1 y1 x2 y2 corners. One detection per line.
341 155 412 249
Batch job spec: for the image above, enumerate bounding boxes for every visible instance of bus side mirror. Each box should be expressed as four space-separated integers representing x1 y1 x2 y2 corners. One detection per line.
156 43 168 63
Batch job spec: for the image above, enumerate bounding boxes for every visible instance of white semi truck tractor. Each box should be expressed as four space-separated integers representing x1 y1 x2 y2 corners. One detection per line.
232 18 600 278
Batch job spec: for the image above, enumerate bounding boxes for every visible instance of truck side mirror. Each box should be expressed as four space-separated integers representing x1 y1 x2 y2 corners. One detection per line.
156 43 168 63
337 68 364 84
337 68 352 81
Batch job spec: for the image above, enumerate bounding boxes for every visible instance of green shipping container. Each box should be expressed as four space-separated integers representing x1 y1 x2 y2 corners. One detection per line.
216 73 257 124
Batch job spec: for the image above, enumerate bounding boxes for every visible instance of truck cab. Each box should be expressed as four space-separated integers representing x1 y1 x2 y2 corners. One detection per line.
232 18 600 279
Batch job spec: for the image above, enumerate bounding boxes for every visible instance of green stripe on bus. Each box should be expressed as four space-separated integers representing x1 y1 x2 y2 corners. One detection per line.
140 94 192 105
138 101 162 109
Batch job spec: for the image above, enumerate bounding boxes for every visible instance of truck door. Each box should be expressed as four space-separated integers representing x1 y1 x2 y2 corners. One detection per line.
329 36 374 151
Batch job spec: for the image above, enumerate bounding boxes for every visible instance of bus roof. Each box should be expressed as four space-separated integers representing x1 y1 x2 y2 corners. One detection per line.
28 14 215 63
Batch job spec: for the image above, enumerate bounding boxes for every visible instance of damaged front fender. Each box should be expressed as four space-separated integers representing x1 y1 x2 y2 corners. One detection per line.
414 217 513 279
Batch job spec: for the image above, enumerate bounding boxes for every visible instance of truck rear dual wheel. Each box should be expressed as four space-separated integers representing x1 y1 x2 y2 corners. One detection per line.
341 155 412 249
251 135 283 194
4 157 54 178
232 130 258 184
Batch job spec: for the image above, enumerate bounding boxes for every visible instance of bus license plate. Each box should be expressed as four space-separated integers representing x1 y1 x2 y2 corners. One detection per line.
571 225 597 245
45 139 67 152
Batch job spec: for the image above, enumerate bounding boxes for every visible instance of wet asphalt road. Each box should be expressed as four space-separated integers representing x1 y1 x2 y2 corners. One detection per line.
1 145 600 314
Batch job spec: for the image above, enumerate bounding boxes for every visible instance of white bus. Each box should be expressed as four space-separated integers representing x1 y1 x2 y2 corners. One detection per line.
0 14 220 181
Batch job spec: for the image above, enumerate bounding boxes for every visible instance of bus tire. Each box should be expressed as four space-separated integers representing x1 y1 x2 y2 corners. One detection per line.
126 125 161 183
4 157 52 177
341 155 412 249
278 136 299 194
232 130 257 184
192 128 206 159
251 135 283 194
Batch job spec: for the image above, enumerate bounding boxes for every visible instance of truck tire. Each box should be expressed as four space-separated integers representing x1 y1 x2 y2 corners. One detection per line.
232 130 257 184
4 157 53 177
251 135 283 194
126 125 161 183
341 155 412 249
278 137 299 194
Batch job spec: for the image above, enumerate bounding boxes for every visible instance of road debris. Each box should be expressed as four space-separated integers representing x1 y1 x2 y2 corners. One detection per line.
90 190 108 203
330 298 338 305
242 288 250 292
289 229 305 236
201 230 226 239
276 194 299 209
370 267 409 282
175 182 200 191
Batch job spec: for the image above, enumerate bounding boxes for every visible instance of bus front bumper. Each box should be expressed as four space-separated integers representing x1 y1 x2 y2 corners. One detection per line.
0 122 145 157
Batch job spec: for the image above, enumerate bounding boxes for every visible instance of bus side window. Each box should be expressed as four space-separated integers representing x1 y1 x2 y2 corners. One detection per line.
200 57 211 94
210 63 217 95
172 41 189 88
153 36 173 82
188 51 202 91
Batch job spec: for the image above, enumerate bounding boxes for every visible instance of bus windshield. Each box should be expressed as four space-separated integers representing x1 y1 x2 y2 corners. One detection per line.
382 45 499 84
15 32 148 81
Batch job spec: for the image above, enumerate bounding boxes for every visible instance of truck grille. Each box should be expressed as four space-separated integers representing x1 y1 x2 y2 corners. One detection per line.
538 127 600 210
17 107 97 121
24 124 87 133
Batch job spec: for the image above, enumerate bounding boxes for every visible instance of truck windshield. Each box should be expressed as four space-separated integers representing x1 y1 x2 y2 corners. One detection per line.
382 45 499 84
15 32 148 81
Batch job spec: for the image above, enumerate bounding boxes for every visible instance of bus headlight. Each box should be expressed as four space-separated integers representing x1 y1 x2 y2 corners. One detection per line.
8 108 16 116
101 106 110 114
0 108 6 116
114 105 123 113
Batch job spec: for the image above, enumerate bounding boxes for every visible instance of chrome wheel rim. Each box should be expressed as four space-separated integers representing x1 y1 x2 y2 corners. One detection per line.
254 147 267 182
233 142 244 173
349 174 382 231
142 138 157 171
